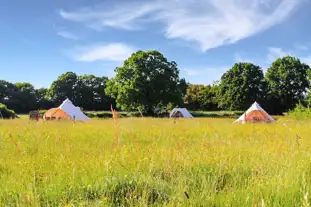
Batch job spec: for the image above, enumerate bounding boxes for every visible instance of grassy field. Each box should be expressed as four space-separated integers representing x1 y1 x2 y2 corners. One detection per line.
0 117 310 206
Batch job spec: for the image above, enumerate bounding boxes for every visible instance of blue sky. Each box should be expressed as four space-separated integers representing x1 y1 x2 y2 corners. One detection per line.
1 0 311 88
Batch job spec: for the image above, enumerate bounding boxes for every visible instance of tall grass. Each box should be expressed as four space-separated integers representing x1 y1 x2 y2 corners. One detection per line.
0 117 311 206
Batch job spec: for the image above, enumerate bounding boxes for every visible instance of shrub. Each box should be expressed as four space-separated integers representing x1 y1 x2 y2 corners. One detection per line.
0 103 17 119
39 110 47 116
287 103 311 119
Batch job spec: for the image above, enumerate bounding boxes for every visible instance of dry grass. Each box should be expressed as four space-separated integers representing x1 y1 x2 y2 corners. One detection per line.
0 117 311 206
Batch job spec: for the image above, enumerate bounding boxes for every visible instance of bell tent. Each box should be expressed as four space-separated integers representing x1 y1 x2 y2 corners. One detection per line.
43 98 89 122
43 108 71 121
170 108 194 118
234 102 274 124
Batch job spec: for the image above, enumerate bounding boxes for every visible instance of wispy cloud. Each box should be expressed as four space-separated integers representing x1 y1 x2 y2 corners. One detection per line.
182 66 229 84
57 31 79 40
267 47 311 66
184 69 202 76
234 52 256 63
294 44 309 51
59 0 304 52
267 47 292 63
72 43 135 62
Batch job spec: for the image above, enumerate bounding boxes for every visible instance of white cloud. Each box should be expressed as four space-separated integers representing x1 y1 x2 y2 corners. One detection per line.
59 0 304 52
72 43 135 62
57 31 79 40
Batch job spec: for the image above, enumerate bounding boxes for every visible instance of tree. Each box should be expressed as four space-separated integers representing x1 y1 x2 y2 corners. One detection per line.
184 84 218 110
35 88 54 109
47 72 78 104
105 50 184 114
0 80 17 103
200 85 219 110
14 82 37 112
178 78 188 97
266 56 310 114
217 62 267 110
73 75 114 110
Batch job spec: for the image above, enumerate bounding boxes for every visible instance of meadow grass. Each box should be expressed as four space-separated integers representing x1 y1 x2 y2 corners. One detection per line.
0 117 311 206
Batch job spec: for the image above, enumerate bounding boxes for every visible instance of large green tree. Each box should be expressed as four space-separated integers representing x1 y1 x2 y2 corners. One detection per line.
217 62 267 110
266 56 310 114
47 72 78 104
14 82 37 112
105 50 184 114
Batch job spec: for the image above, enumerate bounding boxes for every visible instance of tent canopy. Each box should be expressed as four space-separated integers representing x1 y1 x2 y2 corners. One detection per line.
234 102 274 123
43 98 89 122
170 108 193 118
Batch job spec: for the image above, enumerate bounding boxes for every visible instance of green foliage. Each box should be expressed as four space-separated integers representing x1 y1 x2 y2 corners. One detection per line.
0 103 17 119
217 62 267 110
266 56 311 114
105 50 184 115
35 88 54 110
0 81 38 113
14 82 37 112
184 84 218 110
47 72 78 104
47 72 114 111
287 102 311 120
85 111 141 118
191 110 243 118
73 75 114 111
2 51 311 115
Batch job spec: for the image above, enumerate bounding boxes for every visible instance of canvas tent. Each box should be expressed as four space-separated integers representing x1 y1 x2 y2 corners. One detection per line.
43 108 71 121
234 102 274 124
170 108 194 118
43 98 89 122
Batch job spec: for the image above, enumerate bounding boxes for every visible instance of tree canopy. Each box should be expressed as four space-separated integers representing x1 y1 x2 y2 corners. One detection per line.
184 84 218 110
266 56 310 114
105 50 184 114
217 62 267 110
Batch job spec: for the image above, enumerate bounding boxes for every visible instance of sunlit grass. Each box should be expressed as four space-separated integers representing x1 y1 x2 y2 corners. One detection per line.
0 117 311 206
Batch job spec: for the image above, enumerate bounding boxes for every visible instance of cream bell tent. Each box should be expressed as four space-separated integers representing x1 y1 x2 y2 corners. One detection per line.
43 98 89 122
170 108 194 118
234 102 274 124
59 98 89 122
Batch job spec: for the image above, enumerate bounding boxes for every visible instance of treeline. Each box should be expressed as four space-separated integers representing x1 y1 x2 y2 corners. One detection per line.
1 50 311 115
0 74 114 113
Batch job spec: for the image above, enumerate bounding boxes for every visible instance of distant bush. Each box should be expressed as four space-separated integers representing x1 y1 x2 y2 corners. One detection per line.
0 103 17 119
39 110 47 116
287 103 311 119
191 111 243 118
85 111 143 119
